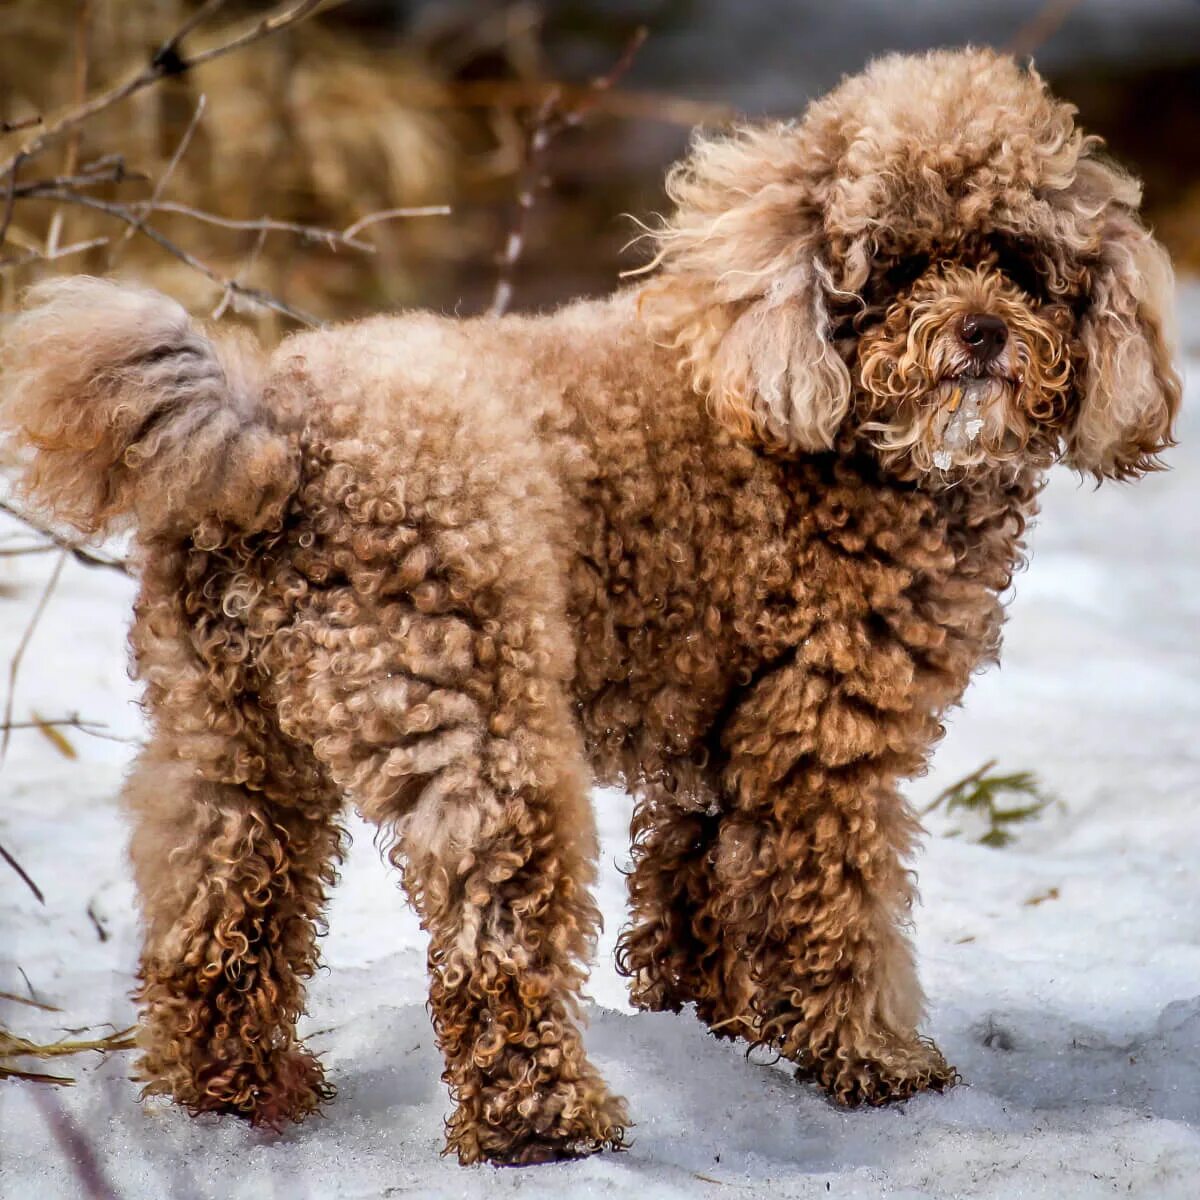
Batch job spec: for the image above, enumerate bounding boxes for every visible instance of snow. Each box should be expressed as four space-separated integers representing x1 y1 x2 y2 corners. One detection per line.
2 303 1198 1198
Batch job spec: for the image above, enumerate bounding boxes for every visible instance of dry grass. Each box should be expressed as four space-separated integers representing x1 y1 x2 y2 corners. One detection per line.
0 1025 137 1086
0 0 457 328
0 992 135 1086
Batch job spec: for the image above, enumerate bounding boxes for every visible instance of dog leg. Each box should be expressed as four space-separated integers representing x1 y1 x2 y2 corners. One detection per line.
705 770 956 1105
274 590 628 1164
398 737 628 1165
617 777 724 1016
125 741 343 1127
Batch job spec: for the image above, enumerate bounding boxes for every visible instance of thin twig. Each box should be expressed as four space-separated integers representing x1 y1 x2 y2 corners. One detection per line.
0 1064 73 1085
112 199 448 252
0 841 44 904
85 902 108 944
0 716 138 746
399 77 733 128
0 0 322 184
212 225 268 320
0 991 61 1013
157 0 229 58
488 26 648 317
488 87 558 319
339 205 452 242
25 188 323 325
11 155 142 195
155 201 376 251
920 760 999 817
0 114 44 135
0 236 109 272
177 0 323 75
1008 0 1086 57
17 967 38 1003
0 500 130 574
561 27 650 129
46 0 93 258
1 550 67 765
110 93 208 263
0 151 23 250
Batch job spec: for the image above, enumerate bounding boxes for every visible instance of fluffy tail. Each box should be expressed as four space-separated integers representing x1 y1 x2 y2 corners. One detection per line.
1 276 299 539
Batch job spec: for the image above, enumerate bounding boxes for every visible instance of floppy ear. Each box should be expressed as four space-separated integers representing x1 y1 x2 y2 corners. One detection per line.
1065 206 1181 480
636 125 853 452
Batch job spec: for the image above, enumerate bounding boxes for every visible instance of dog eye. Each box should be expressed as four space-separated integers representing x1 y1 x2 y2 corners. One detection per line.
885 254 930 290
990 242 1047 299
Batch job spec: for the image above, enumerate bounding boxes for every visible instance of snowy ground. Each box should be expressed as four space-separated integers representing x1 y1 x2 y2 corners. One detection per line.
2 310 1198 1200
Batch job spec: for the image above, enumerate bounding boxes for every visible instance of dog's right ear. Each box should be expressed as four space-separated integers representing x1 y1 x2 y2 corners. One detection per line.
635 125 852 452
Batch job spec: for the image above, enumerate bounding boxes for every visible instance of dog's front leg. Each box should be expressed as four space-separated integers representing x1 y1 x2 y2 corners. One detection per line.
705 658 958 1106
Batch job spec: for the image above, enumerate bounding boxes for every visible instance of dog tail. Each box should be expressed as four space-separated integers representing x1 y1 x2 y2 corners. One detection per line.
1 276 299 540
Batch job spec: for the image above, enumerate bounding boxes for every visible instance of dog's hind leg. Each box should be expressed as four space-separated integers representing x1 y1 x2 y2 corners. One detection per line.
273 582 628 1164
616 769 726 1018
125 735 344 1128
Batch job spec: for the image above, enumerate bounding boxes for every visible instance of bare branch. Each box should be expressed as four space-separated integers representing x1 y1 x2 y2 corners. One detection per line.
0 500 130 575
28 188 323 325
12 162 142 195
150 203 373 252
0 0 323 184
0 991 61 1013
340 205 453 242
1008 0 1085 57
2 550 67 765
561 27 649 129
0 235 109 272
177 0 323 75
0 114 44 135
0 152 24 250
86 902 109 943
489 26 648 318
0 841 44 905
398 77 733 128
109 93 208 263
212 225 268 321
0 716 137 746
155 0 229 62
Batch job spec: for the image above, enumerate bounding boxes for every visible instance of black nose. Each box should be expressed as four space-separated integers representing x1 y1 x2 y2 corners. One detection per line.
960 312 1008 360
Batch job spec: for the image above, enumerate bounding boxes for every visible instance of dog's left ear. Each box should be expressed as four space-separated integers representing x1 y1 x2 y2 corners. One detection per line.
1064 178 1181 479
636 126 853 451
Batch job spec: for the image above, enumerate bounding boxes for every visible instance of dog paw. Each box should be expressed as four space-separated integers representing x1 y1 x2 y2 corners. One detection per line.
809 1036 958 1107
447 1081 629 1166
145 1045 334 1130
487 1122 628 1168
240 1048 336 1130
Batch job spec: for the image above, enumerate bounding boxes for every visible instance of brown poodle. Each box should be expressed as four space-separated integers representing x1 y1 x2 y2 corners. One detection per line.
0 48 1180 1166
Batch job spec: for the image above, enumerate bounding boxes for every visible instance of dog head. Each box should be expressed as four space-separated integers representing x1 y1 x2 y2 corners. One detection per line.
638 48 1180 483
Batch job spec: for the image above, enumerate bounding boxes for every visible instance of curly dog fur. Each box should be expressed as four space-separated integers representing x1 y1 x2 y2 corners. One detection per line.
0 48 1179 1164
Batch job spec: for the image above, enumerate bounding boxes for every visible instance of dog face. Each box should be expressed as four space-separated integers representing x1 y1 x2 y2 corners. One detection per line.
639 48 1180 483
852 244 1076 478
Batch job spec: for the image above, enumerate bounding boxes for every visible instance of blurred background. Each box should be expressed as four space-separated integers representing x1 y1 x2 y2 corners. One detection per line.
1 0 1197 333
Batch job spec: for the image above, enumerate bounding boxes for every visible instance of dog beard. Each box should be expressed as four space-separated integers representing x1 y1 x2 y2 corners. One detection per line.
856 267 1073 480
